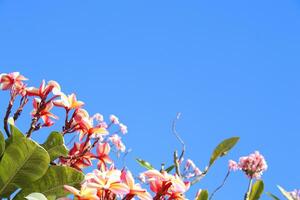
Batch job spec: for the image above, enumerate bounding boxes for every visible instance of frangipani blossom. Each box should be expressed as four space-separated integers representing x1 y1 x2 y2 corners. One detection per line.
26 80 61 98
230 151 268 179
96 142 113 171
119 123 128 134
109 134 126 152
72 108 108 140
121 170 152 200
31 98 58 127
228 160 239 171
60 142 94 171
53 93 84 111
110 114 119 124
64 184 99 200
141 169 189 199
0 72 27 91
85 168 130 197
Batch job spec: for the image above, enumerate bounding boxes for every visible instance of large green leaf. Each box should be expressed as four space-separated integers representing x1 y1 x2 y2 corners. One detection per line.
0 131 4 158
196 190 209 200
208 137 239 168
0 132 50 197
249 180 264 200
136 158 155 170
25 193 48 200
42 132 68 161
14 166 84 199
5 124 24 147
277 185 294 200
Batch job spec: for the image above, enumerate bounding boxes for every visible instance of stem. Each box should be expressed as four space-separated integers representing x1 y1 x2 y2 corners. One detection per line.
3 94 16 137
13 96 28 122
209 171 230 200
26 117 39 138
172 112 185 177
244 178 253 200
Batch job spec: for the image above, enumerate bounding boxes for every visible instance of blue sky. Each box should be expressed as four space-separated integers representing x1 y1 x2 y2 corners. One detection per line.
1 0 300 199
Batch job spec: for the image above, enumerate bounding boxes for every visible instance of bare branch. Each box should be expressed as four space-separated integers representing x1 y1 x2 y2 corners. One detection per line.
209 170 231 200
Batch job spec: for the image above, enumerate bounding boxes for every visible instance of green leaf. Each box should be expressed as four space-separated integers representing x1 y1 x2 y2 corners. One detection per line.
0 132 50 197
266 192 281 200
196 190 209 200
42 132 68 161
165 165 175 173
0 131 5 158
277 185 294 200
5 124 24 147
14 165 84 199
136 158 154 170
249 180 264 200
25 193 48 200
208 137 239 168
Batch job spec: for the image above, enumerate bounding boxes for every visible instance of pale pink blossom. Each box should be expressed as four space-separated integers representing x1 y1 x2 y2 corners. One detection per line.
289 189 300 200
109 134 126 152
119 123 128 134
0 72 27 91
110 114 119 124
230 151 267 179
228 160 239 171
85 168 130 196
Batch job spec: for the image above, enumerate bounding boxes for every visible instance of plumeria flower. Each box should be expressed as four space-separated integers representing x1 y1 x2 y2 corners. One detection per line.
229 151 268 179
53 93 84 111
141 169 190 199
121 170 152 200
71 109 108 140
0 72 27 91
60 142 94 171
31 98 58 127
110 114 119 125
26 80 61 98
64 184 99 200
228 160 239 171
109 134 126 152
289 189 300 200
96 142 113 171
119 123 128 134
85 168 130 197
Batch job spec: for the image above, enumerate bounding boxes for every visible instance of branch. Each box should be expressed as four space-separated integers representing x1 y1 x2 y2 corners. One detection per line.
209 170 231 200
3 94 16 137
172 112 185 177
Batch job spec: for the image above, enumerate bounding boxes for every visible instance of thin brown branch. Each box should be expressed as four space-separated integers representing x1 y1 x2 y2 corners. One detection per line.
3 94 16 137
209 170 231 200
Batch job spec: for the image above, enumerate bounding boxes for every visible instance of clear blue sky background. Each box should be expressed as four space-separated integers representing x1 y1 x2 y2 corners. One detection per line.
0 0 300 199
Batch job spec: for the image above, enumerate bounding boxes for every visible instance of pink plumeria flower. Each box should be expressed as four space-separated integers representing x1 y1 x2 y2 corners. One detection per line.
64 184 99 200
119 123 128 134
109 134 126 152
26 80 61 98
96 142 112 171
121 170 152 200
85 168 130 196
31 98 58 127
141 169 190 199
71 108 108 140
110 114 119 124
0 72 27 91
228 160 239 171
53 93 84 111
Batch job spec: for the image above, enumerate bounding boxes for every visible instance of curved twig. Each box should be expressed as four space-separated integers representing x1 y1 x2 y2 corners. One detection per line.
209 170 231 200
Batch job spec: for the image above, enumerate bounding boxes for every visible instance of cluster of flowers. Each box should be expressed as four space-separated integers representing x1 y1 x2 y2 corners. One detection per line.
228 151 268 179
0 72 128 171
1 72 202 200
7 71 298 200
